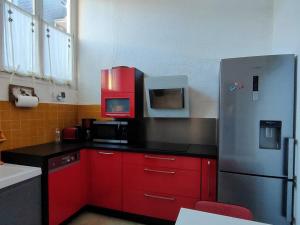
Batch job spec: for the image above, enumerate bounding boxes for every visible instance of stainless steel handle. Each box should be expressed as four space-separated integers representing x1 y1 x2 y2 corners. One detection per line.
144 168 176 175
284 180 293 222
97 151 115 155
144 193 176 201
144 155 176 161
106 113 130 116
286 138 295 179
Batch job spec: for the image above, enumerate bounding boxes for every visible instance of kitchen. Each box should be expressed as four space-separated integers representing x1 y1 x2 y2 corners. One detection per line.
0 0 299 225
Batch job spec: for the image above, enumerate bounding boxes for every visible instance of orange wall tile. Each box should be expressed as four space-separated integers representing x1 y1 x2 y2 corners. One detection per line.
0 102 110 152
0 101 78 151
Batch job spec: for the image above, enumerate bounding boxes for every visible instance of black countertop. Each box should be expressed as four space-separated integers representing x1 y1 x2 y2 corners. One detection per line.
1 141 217 167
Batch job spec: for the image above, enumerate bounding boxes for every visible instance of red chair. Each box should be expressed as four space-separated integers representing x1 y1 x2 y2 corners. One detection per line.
195 201 254 220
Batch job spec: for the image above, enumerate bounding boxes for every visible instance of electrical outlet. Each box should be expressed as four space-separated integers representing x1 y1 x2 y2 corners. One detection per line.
54 91 66 102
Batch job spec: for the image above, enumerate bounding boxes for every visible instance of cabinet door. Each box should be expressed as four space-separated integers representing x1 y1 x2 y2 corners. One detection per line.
201 159 217 201
88 150 122 210
101 67 135 93
80 150 89 206
48 161 84 225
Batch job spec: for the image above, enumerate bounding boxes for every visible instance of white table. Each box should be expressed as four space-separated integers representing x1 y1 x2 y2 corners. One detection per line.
175 208 271 225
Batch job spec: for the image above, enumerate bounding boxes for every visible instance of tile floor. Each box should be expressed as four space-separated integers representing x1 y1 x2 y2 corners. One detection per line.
68 212 145 225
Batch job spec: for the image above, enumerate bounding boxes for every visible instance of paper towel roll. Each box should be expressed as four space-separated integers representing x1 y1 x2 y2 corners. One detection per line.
15 95 39 108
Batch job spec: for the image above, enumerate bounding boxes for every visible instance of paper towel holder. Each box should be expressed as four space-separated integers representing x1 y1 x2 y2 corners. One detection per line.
8 84 39 104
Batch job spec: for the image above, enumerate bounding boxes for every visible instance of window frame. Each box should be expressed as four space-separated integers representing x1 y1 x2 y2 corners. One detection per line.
0 0 4 71
0 0 77 86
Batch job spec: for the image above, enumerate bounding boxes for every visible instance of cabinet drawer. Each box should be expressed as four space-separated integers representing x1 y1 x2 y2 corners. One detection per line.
123 164 200 198
123 153 201 171
123 189 198 221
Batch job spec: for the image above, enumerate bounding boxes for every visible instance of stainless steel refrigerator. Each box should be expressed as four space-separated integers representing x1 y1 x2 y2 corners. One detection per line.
218 54 297 225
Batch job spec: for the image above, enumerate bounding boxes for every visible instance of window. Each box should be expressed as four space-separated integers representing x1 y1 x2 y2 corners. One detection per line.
43 0 70 33
1 0 74 84
7 0 33 14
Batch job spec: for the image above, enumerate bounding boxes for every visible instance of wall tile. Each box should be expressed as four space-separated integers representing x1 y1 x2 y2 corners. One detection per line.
0 102 109 152
0 101 78 151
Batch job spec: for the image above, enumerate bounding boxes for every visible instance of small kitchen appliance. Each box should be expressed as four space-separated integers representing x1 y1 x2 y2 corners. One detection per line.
82 118 96 141
92 120 143 144
62 127 82 142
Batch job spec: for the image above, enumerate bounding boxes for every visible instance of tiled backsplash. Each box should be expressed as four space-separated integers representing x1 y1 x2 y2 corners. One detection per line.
0 101 77 151
77 104 111 123
77 105 101 123
0 103 109 151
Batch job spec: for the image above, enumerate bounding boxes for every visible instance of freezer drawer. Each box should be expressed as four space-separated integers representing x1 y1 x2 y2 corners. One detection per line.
218 172 293 225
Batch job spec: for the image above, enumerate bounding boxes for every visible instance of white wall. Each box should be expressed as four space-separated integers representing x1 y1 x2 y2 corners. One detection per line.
78 0 274 118
272 0 300 223
0 72 78 104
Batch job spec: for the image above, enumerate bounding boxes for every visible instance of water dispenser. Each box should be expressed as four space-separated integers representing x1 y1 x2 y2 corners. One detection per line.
259 121 282 150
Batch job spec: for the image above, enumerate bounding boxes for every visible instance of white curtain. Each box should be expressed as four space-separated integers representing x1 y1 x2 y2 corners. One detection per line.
2 1 73 84
43 22 72 83
3 2 37 76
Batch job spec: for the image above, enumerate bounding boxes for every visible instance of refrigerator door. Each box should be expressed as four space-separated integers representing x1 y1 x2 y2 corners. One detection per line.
219 172 293 225
219 55 296 177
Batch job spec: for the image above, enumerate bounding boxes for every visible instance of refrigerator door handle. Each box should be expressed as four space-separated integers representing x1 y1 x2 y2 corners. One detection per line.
284 180 293 223
285 138 295 179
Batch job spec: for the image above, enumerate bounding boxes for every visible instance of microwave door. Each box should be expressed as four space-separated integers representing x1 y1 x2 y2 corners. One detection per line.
93 124 121 144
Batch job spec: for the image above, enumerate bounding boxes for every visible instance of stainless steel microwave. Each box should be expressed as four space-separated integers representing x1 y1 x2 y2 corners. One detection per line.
92 121 128 144
92 121 142 144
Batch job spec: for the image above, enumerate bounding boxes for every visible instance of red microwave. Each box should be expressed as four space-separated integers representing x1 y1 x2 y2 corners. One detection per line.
101 66 144 119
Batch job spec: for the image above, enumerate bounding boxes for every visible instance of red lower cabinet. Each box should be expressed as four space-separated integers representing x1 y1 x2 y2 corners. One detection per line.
122 152 202 221
88 150 122 211
201 159 217 201
48 149 217 224
123 189 198 221
48 153 86 225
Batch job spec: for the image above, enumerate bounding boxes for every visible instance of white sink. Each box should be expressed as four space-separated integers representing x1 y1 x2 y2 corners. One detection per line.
0 163 41 189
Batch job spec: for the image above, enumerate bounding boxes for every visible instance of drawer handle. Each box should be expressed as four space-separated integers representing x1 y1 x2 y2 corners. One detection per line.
144 193 176 201
97 151 115 155
144 168 176 175
144 155 176 161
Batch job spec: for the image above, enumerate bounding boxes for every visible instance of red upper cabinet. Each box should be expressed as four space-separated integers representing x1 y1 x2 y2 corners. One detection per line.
101 66 144 119
201 159 217 201
101 67 135 93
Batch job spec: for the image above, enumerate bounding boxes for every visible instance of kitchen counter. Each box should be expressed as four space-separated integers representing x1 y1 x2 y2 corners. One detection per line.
0 163 41 189
1 141 217 167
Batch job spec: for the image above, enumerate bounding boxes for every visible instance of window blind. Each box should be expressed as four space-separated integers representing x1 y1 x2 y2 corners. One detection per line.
43 22 72 84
